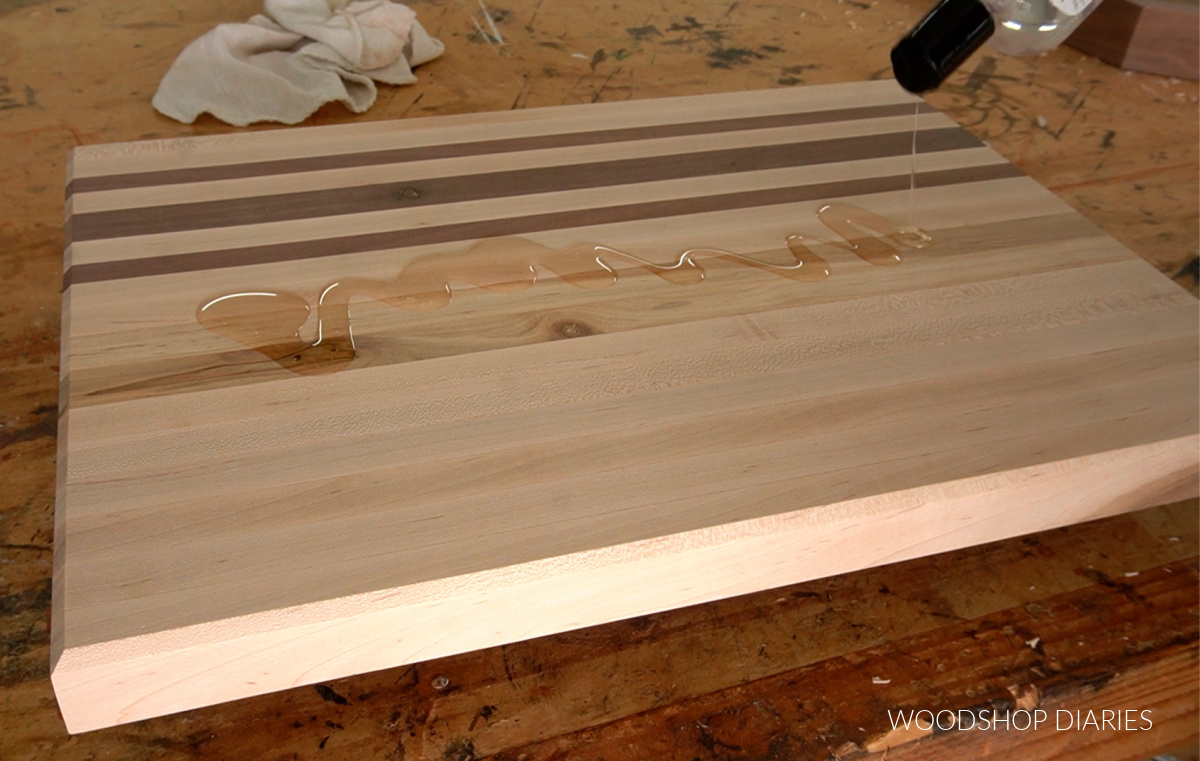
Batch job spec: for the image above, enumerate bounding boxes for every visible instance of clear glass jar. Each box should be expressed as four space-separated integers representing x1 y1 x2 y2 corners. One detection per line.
891 0 1106 91
984 0 1104 54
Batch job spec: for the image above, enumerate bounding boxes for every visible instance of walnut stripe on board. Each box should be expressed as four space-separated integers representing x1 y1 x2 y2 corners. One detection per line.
70 114 962 216
64 102 938 197
67 146 1005 270
62 163 1022 289
63 209 1111 409
69 127 980 242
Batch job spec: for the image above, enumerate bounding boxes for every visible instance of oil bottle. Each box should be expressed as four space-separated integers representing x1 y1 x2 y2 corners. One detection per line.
891 0 1105 92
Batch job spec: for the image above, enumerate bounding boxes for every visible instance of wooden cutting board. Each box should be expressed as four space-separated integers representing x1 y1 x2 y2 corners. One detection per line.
53 80 1199 733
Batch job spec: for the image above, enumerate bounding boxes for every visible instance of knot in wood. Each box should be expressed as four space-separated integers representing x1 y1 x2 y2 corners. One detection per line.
553 319 594 339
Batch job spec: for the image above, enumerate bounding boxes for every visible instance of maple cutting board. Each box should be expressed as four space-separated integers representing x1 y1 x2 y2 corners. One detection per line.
53 80 1198 732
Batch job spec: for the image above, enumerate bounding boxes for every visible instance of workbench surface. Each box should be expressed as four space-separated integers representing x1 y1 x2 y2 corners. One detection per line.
1 0 1197 759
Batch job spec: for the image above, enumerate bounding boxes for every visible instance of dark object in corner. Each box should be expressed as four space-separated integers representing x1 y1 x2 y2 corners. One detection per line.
1065 0 1199 80
891 0 996 92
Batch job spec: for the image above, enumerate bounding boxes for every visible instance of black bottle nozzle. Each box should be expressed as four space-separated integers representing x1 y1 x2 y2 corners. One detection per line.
891 0 996 92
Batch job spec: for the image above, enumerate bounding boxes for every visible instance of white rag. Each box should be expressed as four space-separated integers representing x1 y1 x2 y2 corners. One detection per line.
152 0 444 126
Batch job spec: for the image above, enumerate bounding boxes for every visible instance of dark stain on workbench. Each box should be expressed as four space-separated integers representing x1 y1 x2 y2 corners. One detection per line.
626 24 660 40
484 6 510 24
443 737 477 761
0 0 54 16
0 578 51 617
777 63 819 86
1173 256 1199 293
647 12 781 70
0 580 51 686
313 684 351 705
668 15 704 31
467 704 497 730
1040 668 1117 700
707 45 769 68
696 700 790 758
964 56 998 92
0 408 55 450
1080 568 1150 606
1019 536 1057 558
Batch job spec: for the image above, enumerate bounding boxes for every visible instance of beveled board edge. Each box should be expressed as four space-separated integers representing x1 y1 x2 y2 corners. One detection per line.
50 436 1200 733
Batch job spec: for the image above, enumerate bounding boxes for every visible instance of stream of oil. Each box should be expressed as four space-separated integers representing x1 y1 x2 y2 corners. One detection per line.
909 102 920 227
197 202 932 374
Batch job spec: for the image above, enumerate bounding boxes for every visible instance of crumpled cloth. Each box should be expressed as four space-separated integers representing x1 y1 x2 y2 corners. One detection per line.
152 0 444 126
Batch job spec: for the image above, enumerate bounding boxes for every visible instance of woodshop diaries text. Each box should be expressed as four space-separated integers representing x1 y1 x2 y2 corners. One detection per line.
887 708 1154 732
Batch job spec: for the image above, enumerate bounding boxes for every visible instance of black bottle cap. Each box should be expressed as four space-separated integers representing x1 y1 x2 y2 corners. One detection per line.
891 0 995 93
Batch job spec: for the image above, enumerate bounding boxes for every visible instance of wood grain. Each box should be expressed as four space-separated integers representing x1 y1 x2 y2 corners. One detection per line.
1067 0 1200 80
52 79 1199 733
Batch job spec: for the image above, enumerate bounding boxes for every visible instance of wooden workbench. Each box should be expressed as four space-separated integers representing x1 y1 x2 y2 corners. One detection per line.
1 0 1196 758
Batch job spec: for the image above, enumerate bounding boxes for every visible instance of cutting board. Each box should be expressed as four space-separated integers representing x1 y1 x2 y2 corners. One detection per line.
53 80 1199 733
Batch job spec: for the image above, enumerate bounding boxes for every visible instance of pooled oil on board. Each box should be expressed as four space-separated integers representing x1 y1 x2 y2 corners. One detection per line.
197 203 931 374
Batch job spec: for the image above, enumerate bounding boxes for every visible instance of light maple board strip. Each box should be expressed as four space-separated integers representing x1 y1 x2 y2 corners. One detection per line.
63 80 923 181
53 80 1200 733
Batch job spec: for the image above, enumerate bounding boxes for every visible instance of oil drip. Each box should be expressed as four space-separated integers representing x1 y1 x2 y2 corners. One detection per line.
198 203 931 374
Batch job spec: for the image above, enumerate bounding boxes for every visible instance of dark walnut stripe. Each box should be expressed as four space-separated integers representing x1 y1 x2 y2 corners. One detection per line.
63 163 1023 289
65 101 937 197
70 127 979 242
